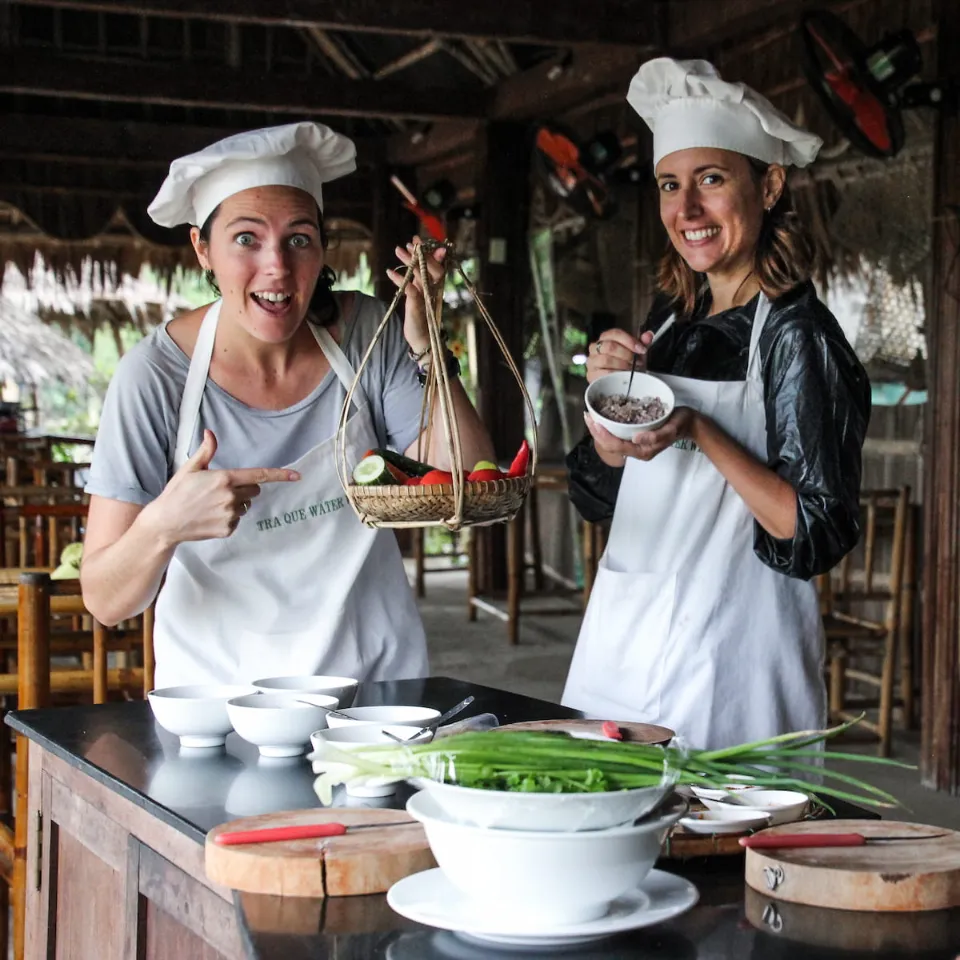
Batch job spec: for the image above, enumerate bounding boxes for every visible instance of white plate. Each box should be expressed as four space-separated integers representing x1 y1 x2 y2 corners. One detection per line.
677 809 771 835
386 867 698 947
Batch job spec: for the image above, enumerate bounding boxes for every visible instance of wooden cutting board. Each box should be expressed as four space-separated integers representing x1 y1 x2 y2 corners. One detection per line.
500 718 674 744
205 808 435 898
744 819 960 912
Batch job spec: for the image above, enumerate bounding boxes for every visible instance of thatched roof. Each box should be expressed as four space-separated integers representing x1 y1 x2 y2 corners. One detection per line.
0 298 96 388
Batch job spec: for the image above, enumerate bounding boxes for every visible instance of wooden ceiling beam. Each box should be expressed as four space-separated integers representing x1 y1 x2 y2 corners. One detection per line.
0 114 382 167
0 51 487 120
12 0 663 48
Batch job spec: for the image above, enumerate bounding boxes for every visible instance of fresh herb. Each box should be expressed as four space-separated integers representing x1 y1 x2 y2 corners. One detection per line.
312 717 910 807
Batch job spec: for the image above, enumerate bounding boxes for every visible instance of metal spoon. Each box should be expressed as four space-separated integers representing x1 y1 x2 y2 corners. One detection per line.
382 695 476 744
626 320 672 396
294 699 356 723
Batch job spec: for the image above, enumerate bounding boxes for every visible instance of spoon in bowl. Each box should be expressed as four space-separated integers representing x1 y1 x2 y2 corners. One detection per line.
382 695 476 744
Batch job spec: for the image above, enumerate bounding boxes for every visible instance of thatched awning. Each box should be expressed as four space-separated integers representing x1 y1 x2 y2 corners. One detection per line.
0 205 373 289
0 298 96 388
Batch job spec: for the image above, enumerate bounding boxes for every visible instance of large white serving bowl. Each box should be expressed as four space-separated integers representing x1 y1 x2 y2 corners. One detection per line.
147 684 257 748
251 674 358 706
226 693 338 758
310 724 433 798
407 789 686 928
698 788 809 826
584 370 675 440
325 705 441 730
411 777 674 832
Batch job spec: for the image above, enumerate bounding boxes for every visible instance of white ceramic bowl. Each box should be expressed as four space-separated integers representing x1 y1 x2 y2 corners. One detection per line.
698 788 809 826
585 370 676 439
252 674 358 706
407 789 686 927
147 684 257 748
226 693 338 757
411 777 674 832
325 705 441 730
310 724 433 798
677 808 771 835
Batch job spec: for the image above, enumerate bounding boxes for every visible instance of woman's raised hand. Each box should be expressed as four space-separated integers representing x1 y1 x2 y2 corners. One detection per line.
386 235 447 353
144 430 300 546
586 328 653 384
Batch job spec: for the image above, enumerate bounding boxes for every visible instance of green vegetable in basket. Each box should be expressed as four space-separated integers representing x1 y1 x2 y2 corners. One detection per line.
311 720 909 809
352 455 400 486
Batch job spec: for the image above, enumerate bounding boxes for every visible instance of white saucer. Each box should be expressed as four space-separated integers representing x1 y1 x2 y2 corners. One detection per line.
386 867 698 947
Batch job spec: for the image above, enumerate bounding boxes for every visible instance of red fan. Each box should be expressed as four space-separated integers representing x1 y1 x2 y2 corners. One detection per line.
534 124 617 220
389 175 446 242
801 11 955 160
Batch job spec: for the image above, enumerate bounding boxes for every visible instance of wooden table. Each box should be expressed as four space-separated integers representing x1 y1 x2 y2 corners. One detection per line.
7 679 925 960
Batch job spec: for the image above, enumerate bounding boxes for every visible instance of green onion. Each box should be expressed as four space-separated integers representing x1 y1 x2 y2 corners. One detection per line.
311 716 910 808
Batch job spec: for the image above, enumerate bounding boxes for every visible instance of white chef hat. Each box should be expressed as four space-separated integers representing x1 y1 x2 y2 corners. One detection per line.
627 58 822 170
148 121 357 228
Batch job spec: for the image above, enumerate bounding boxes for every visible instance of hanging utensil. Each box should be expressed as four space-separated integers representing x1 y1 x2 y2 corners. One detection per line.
383 695 476 744
740 831 948 850
214 820 416 846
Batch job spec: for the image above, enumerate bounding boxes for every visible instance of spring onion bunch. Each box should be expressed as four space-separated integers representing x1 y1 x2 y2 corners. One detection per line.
312 716 909 808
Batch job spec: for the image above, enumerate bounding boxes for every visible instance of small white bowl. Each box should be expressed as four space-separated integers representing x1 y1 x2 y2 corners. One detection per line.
699 788 809 826
147 684 257 748
226 693 338 758
407 789 686 928
412 777 673 832
310 724 433 798
585 370 675 439
678 808 772 835
252 674 358 706
325 705 441 730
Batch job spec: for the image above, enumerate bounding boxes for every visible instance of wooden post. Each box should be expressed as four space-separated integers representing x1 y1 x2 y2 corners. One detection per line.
474 121 531 593
371 163 419 305
16 572 50 960
921 0 960 792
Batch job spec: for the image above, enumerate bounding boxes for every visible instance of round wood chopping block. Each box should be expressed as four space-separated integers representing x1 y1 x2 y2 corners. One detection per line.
744 819 960 912
744 886 960 952
205 808 436 898
500 718 674 745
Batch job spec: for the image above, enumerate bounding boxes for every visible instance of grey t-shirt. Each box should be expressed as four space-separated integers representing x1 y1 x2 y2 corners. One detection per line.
85 293 424 505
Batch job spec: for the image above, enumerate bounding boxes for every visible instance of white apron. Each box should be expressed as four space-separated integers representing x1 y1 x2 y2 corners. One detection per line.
153 300 429 688
562 294 826 749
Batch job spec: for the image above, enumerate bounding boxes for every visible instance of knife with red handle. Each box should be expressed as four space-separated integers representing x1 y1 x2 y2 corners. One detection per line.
740 832 947 850
213 821 413 846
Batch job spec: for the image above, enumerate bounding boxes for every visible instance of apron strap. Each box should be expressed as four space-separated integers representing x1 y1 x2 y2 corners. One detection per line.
310 322 371 412
173 299 221 471
746 292 773 383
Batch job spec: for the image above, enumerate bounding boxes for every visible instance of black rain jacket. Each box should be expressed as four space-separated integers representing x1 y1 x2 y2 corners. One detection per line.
566 282 871 581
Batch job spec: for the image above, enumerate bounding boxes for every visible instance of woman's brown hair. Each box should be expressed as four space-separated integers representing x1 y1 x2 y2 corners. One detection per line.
656 158 816 317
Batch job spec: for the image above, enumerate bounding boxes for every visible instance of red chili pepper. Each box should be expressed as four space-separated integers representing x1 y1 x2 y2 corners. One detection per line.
507 440 531 478
601 721 622 740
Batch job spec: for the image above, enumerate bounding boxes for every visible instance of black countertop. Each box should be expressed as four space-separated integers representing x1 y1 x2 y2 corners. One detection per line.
10 677 960 960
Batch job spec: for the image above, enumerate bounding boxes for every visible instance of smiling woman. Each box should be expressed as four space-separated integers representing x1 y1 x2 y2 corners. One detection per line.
78 121 494 688
564 58 871 753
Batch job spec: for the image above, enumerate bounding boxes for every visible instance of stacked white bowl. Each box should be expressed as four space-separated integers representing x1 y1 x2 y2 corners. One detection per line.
405 783 687 928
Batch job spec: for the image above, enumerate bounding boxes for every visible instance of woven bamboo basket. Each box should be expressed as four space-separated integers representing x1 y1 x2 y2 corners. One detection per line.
335 240 537 530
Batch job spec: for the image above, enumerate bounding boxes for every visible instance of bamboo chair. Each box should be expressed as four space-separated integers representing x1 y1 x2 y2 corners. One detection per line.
5 573 155 960
0 494 88 568
821 487 913 756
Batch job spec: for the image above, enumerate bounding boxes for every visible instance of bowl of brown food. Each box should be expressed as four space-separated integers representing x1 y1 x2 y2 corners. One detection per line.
585 371 675 439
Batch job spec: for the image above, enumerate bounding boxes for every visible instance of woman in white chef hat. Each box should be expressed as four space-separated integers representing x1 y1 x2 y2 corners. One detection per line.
563 59 870 749
81 122 495 687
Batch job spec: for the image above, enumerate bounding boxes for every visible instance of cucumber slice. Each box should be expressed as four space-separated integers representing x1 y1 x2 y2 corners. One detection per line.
352 455 397 486
372 448 436 477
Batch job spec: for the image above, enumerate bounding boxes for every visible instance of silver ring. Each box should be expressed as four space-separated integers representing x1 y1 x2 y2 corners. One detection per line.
241 501 249 515
596 340 604 354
